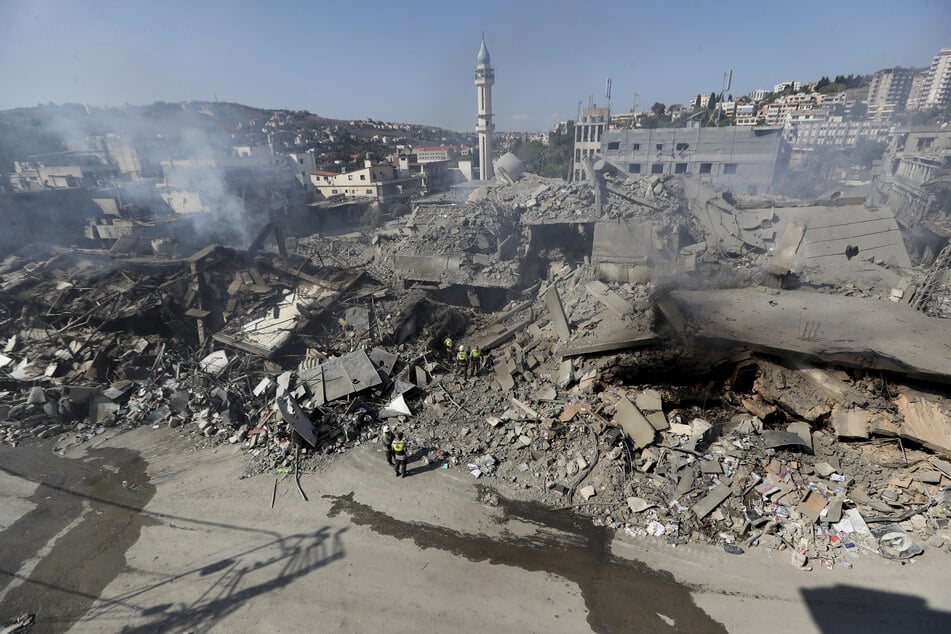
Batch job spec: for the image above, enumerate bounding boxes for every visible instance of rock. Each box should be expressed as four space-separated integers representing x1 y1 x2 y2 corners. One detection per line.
579 486 596 501
814 461 837 477
626 496 654 513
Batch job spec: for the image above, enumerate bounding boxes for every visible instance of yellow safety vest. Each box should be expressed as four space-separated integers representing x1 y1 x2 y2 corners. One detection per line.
470 348 480 358
457 351 468 361
444 338 453 348
383 432 394 444
392 440 405 453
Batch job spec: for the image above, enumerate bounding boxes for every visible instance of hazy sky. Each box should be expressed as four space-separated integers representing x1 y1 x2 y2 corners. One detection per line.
2 0 948 131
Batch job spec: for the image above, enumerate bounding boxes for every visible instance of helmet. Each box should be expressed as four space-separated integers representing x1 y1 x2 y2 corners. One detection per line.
382 424 390 433
458 344 465 351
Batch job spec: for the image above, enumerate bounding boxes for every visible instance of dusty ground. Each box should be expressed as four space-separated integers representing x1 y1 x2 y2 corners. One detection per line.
1 428 949 633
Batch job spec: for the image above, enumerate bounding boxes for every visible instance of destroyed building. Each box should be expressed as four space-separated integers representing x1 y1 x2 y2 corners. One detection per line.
2 111 951 579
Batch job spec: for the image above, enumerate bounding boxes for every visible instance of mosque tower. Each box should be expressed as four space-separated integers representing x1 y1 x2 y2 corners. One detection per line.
474 35 495 181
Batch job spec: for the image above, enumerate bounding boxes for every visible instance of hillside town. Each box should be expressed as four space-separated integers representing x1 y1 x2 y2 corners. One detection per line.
1 25 950 634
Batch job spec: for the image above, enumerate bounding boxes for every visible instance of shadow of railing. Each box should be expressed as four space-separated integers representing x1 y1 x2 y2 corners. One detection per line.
801 584 951 634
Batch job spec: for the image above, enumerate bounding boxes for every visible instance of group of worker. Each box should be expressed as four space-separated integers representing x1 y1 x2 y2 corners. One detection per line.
380 424 408 476
443 337 483 378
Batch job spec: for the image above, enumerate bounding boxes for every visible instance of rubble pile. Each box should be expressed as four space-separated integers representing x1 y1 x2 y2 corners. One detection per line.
2 168 950 570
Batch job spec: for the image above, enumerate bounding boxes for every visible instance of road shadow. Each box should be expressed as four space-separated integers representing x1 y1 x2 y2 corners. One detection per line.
405 446 444 477
116 525 347 633
801 584 951 634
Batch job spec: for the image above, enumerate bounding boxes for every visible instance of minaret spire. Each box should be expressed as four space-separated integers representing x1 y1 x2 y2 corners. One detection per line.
474 35 494 180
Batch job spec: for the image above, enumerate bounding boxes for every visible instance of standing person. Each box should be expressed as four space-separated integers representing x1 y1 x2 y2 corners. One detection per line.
381 424 395 465
467 345 481 377
391 432 407 477
443 336 454 360
456 344 468 375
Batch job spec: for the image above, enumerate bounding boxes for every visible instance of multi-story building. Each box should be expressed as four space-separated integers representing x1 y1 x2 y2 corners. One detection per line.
786 117 894 150
773 80 803 94
600 125 789 194
609 112 638 130
749 88 770 102
310 160 421 201
571 105 610 182
288 151 317 189
735 104 759 126
906 70 931 112
397 154 453 193
866 67 917 120
922 48 951 110
414 146 454 162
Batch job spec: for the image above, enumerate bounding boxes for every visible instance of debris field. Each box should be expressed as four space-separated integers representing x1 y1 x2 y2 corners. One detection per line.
2 165 951 574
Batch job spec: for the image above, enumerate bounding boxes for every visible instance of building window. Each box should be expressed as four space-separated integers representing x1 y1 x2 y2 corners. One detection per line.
332 189 338 194
675 163 687 174
348 175 353 180
607 141 620 150
724 163 738 174
366 188 373 194
632 144 640 151
629 163 641 174
651 163 664 174
575 149 581 161
655 144 663 151
360 174 366 180
699 163 712 174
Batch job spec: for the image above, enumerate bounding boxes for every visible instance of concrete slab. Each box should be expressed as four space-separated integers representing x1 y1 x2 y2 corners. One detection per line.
670 288 951 384
613 396 655 449
544 286 571 340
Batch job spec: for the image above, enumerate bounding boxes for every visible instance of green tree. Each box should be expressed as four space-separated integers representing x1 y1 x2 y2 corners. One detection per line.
651 102 667 116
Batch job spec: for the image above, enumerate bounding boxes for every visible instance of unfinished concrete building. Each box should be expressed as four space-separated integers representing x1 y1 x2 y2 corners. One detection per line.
571 106 610 182
600 125 790 194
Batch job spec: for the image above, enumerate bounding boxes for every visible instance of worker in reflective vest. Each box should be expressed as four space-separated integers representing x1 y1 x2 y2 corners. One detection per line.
467 346 481 377
444 337 454 359
391 432 407 477
381 424 395 465
456 345 468 374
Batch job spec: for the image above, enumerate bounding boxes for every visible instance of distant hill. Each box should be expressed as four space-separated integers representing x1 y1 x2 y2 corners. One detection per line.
0 101 474 171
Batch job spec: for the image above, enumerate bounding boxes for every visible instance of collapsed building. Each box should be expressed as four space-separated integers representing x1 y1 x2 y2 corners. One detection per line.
2 151 951 572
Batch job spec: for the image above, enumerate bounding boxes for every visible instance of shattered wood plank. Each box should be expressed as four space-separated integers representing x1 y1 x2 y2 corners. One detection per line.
544 285 571 340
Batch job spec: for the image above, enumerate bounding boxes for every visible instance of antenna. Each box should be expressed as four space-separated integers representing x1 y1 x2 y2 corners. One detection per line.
605 77 612 110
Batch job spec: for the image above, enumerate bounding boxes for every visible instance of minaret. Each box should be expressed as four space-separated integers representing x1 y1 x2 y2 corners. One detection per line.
474 35 495 181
